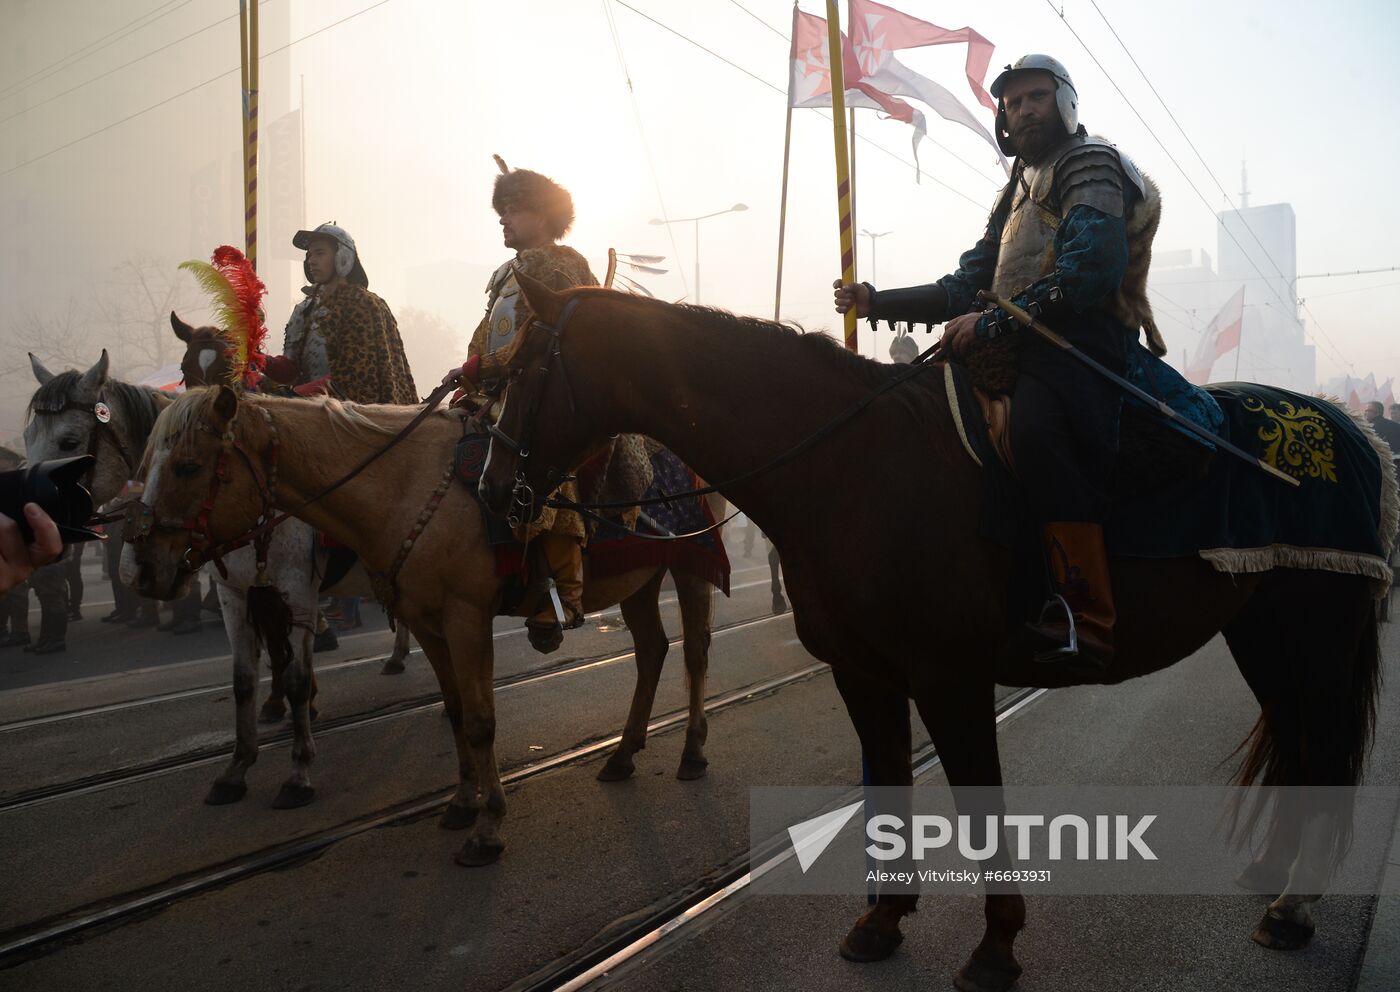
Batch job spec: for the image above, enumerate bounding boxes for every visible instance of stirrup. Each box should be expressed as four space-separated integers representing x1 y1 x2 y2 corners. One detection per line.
1031 594 1078 662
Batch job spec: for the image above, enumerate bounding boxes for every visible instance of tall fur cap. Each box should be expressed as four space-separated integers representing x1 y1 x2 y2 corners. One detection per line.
491 155 574 238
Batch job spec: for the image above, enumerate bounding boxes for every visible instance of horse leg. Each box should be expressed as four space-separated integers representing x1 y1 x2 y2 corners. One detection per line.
272 622 317 808
599 571 667 782
911 678 1025 992
382 622 412 675
443 604 507 866
767 541 787 614
259 633 288 726
830 666 918 963
412 628 476 830
206 583 258 805
672 570 714 780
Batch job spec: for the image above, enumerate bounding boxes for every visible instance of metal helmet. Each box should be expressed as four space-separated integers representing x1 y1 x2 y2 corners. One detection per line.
293 222 369 288
989 54 1079 157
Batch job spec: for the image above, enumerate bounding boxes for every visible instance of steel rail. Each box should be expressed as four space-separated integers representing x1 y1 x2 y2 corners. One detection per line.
0 657 829 967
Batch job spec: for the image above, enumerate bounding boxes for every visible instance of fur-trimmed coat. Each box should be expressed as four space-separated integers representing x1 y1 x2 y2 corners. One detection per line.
283 282 418 405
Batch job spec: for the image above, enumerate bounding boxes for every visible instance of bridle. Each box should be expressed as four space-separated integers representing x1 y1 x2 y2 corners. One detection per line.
124 405 281 581
484 297 582 528
31 394 141 493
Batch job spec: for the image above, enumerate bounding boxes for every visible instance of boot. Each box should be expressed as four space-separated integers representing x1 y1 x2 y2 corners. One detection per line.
1025 521 1116 672
23 608 66 655
526 534 585 653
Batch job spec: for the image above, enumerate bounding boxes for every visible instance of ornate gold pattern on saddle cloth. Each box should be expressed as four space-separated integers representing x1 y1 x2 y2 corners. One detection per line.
1242 396 1337 483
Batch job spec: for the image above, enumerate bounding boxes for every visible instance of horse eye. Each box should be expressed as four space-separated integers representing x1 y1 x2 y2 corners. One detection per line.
173 461 203 479
59 436 81 452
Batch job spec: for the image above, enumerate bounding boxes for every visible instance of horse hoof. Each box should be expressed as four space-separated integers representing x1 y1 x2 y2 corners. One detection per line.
597 758 635 782
838 922 903 962
1235 862 1289 894
271 783 315 809
954 952 1023 992
454 838 505 867
204 781 248 805
772 596 788 614
439 804 478 831
527 623 563 655
381 658 406 675
676 758 708 781
257 703 286 725
1252 909 1315 950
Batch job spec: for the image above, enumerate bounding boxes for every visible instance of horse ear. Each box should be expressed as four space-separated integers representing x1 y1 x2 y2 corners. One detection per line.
29 353 55 385
170 311 195 342
211 384 239 425
515 267 566 326
75 350 110 398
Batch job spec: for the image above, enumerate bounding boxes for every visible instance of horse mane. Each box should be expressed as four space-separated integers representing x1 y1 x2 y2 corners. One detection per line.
565 288 901 393
153 388 444 449
28 370 166 445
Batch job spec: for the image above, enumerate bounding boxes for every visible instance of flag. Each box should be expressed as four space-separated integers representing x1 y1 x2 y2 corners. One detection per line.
1185 286 1245 385
789 8 1004 174
849 0 996 112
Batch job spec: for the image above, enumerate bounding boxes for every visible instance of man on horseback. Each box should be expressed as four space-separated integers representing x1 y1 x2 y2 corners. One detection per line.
446 158 598 640
835 54 1163 672
266 223 418 406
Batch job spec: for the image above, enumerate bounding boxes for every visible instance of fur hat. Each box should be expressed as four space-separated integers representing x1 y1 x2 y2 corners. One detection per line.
491 155 574 239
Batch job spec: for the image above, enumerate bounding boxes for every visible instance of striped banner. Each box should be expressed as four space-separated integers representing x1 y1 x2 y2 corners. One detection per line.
824 1 857 351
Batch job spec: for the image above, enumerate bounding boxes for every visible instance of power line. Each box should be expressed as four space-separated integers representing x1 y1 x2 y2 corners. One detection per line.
602 0 689 300
610 0 996 207
0 1 276 128
1300 279 1400 302
0 0 395 179
725 0 789 41
1297 265 1400 280
1066 0 1352 372
0 0 195 101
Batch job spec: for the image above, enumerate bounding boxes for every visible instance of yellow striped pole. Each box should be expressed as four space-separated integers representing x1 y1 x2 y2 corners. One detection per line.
239 0 259 270
824 0 857 352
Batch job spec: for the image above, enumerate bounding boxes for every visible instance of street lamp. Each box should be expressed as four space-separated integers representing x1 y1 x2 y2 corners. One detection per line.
859 229 892 285
650 203 748 304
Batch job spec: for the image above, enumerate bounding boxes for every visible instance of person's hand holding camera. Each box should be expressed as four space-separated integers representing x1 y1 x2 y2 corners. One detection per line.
0 504 62 594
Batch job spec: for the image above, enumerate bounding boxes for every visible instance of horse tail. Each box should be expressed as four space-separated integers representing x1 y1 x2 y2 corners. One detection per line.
247 582 296 680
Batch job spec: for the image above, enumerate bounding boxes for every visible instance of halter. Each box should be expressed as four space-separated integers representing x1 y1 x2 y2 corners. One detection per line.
31 394 141 489
485 297 582 528
124 406 281 581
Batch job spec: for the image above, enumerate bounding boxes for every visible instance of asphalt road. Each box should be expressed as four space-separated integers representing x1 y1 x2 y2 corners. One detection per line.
0 542 1395 992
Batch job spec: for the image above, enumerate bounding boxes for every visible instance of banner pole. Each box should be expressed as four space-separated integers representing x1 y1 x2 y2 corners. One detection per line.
824 0 857 352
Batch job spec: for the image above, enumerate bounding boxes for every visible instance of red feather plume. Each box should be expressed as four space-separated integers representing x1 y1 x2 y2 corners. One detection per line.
210 245 268 389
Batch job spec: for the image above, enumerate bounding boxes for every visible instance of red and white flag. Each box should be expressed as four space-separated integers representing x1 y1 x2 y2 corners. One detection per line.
848 0 996 113
789 6 1005 175
1185 286 1245 385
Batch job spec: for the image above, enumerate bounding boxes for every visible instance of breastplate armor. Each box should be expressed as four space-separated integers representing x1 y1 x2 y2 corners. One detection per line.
485 264 521 355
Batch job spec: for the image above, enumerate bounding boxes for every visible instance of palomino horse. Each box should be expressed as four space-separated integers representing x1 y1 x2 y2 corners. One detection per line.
124 386 724 865
170 311 414 678
477 274 1391 992
23 351 379 806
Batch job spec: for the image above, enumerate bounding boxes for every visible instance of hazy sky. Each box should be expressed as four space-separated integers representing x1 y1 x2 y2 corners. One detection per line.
3 0 1399 439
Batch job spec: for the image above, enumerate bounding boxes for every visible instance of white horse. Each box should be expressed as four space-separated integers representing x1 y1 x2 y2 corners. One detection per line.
25 351 411 808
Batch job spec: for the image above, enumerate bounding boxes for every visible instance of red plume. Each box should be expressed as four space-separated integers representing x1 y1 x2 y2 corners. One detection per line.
210 245 269 389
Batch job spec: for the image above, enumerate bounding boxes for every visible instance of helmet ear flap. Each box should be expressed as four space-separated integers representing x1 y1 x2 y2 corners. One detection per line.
334 243 355 278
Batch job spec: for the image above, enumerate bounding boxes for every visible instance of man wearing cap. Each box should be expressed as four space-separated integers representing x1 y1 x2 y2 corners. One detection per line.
834 55 1164 674
268 223 418 406
446 158 598 646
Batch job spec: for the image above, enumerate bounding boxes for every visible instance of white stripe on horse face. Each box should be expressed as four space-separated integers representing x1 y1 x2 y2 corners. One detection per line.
198 348 218 374
143 448 169 509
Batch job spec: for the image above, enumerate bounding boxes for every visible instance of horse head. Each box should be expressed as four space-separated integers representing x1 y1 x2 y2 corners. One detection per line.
478 271 616 523
24 350 130 504
123 385 270 599
172 311 234 388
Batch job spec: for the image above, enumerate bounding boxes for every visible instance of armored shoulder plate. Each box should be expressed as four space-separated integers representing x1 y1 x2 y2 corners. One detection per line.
1053 136 1147 212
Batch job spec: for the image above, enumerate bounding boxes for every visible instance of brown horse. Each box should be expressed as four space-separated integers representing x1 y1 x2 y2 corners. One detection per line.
170 311 414 679
477 274 1391 992
124 386 724 864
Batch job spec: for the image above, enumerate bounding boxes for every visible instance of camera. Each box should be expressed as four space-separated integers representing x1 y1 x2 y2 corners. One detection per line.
0 455 103 545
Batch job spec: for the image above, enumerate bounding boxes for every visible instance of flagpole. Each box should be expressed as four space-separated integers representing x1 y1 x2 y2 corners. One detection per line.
1233 298 1243 380
240 0 260 271
239 0 250 257
824 0 857 352
774 3 799 321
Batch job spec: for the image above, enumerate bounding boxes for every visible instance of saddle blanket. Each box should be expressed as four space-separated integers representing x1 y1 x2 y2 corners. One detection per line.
946 368 1399 589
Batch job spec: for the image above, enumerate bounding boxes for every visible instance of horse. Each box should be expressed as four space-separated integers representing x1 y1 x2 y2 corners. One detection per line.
122 385 726 865
24 350 384 809
171 311 414 677
475 273 1391 992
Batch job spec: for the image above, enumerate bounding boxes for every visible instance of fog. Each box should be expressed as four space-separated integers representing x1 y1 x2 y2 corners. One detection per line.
3 0 1397 447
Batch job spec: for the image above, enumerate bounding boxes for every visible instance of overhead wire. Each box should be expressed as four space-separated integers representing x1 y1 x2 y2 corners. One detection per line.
0 0 395 179
602 0 690 301
1046 0 1352 371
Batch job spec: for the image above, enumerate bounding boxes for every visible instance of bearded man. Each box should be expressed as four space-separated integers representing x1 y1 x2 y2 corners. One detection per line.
835 54 1166 673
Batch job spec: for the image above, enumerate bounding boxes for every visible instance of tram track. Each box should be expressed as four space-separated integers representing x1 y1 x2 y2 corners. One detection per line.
505 687 1050 992
0 655 830 967
0 609 792 815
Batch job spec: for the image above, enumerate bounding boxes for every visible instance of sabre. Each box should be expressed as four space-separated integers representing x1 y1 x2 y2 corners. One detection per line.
975 290 1300 488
